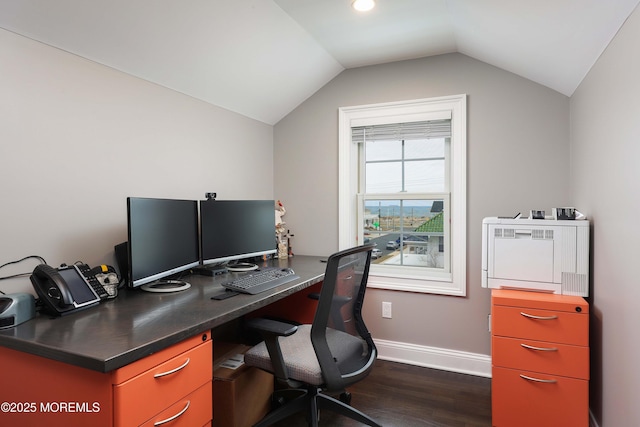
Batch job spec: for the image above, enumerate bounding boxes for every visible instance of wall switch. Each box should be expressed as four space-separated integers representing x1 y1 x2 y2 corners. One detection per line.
382 301 392 318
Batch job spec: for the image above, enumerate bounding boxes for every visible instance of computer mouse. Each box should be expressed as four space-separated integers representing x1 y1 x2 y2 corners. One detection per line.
282 268 294 274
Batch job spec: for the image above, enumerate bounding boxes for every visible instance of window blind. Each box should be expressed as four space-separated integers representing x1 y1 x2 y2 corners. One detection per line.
351 119 451 144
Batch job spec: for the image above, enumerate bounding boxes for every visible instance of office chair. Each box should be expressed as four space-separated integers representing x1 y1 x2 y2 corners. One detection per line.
244 244 381 427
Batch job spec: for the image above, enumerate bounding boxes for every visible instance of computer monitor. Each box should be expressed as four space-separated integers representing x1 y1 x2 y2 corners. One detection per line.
200 200 276 267
127 197 200 288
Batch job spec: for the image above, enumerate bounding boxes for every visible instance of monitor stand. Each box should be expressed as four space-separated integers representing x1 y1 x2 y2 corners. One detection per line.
226 262 259 272
141 280 191 293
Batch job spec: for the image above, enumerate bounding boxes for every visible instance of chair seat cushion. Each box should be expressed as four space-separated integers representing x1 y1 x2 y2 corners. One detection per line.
245 324 366 386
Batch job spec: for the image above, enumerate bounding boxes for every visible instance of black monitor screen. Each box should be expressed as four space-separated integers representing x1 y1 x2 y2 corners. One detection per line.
127 197 200 287
200 200 276 265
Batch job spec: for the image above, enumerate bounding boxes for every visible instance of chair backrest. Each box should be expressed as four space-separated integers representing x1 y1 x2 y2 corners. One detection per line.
311 244 377 392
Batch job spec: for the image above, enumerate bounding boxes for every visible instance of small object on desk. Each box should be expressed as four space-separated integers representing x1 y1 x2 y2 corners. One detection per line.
0 293 35 329
192 265 228 276
211 290 240 300
277 239 288 259
96 272 119 299
286 229 295 257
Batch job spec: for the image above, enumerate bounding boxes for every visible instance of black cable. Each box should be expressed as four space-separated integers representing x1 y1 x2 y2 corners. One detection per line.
0 255 47 282
0 255 47 270
0 272 32 280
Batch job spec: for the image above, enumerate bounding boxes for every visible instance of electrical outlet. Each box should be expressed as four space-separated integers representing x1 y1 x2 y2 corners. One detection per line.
382 301 392 319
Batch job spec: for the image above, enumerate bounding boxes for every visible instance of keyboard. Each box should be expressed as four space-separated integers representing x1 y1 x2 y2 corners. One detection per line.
222 267 300 295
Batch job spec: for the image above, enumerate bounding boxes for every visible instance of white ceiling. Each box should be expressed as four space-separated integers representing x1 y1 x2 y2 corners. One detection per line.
1 0 638 125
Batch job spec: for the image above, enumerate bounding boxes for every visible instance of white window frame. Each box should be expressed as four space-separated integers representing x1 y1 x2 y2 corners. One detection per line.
338 95 467 296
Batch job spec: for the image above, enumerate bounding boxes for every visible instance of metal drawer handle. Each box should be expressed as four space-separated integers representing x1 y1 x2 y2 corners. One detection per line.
154 357 190 378
521 343 558 352
520 311 558 320
520 374 557 384
154 400 190 426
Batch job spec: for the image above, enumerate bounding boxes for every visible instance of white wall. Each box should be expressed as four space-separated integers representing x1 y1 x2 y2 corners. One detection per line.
274 53 571 359
570 5 640 426
0 29 274 295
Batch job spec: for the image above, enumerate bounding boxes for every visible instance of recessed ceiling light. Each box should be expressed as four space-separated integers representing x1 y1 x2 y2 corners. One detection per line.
352 0 375 12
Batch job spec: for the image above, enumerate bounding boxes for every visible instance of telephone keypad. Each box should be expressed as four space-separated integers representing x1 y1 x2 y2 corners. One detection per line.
77 264 110 300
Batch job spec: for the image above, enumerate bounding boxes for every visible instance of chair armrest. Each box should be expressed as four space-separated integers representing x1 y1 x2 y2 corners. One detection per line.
245 317 300 386
246 317 298 337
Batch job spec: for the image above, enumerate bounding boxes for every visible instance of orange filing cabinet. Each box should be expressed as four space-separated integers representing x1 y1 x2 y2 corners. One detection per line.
0 332 212 427
491 289 589 427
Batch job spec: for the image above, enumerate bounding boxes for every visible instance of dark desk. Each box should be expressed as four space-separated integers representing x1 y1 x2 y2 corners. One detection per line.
0 255 326 372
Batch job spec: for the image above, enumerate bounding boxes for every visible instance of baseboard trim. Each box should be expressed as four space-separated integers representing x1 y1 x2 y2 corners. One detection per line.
374 338 492 378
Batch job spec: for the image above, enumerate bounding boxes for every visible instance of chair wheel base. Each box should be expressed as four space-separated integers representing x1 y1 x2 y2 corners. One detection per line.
272 395 286 409
339 391 352 405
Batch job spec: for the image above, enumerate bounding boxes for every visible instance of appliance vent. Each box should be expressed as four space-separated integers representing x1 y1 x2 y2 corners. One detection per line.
562 272 588 296
532 229 545 239
494 228 503 238
503 229 515 238
530 229 554 239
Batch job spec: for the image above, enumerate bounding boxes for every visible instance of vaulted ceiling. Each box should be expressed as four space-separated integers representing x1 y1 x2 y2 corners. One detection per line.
1 0 638 124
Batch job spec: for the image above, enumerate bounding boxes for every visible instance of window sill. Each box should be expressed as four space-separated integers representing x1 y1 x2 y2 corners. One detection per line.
367 274 466 296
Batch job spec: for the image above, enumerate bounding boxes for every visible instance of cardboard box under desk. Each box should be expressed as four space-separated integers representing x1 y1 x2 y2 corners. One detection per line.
213 342 274 427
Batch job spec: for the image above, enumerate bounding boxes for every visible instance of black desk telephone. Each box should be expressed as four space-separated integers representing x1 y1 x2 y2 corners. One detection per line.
30 263 117 316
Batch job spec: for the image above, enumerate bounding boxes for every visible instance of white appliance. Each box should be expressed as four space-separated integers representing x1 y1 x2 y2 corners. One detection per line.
481 217 590 296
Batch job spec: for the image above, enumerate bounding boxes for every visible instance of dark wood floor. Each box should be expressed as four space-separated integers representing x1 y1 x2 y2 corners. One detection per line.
270 359 492 427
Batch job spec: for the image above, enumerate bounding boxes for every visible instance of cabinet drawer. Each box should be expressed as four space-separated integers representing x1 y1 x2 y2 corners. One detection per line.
114 340 212 427
492 366 588 427
492 336 589 379
492 305 588 345
114 334 211 384
141 382 212 427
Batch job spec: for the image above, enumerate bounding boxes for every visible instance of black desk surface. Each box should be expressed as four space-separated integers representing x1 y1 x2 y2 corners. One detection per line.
0 256 326 373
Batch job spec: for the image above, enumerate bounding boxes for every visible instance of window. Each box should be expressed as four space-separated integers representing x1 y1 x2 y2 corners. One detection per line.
338 95 467 296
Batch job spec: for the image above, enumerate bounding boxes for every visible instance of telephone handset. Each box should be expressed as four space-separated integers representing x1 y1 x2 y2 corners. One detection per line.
30 264 110 316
